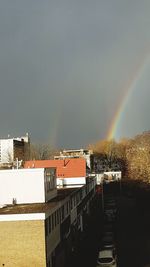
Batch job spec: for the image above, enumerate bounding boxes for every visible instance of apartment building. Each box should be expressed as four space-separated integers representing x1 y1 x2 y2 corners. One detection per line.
0 173 96 267
0 133 30 167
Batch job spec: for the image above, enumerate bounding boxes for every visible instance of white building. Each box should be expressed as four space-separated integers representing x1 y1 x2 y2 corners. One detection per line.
54 149 93 169
0 133 30 165
0 168 57 205
96 171 122 185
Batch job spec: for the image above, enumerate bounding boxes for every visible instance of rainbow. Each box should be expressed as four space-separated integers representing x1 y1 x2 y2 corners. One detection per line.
107 50 150 140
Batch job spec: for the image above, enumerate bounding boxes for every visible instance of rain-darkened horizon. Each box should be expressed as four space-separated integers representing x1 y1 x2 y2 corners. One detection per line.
0 0 150 148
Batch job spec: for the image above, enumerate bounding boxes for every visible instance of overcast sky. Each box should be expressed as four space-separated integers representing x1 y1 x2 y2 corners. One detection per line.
0 0 150 148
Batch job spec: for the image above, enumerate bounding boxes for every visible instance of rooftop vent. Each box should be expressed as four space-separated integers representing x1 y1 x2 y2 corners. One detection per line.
12 198 17 205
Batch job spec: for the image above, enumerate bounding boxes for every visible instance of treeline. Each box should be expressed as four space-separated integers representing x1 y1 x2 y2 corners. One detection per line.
89 131 150 182
28 143 58 160
26 131 150 182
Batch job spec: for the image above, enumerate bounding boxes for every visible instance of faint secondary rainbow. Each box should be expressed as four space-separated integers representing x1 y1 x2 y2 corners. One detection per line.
107 50 150 140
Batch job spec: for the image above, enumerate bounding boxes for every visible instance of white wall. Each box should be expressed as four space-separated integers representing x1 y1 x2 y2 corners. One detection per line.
103 171 122 180
57 177 86 186
0 168 46 205
96 171 122 184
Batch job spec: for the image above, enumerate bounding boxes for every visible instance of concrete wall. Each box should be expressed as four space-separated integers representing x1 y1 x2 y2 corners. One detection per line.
0 168 57 205
0 169 45 205
57 177 86 186
0 220 46 267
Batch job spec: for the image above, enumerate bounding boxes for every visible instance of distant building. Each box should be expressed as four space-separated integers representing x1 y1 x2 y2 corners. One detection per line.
0 133 30 167
54 149 93 169
96 171 122 185
24 158 87 186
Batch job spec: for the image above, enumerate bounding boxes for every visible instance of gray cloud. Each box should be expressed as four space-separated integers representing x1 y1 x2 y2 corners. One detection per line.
0 0 150 147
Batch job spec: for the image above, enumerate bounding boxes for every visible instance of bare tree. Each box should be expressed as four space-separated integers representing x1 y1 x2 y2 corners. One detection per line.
89 139 121 170
29 143 57 160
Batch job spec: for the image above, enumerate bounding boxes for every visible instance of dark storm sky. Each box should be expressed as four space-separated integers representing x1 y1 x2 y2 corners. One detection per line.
0 0 150 148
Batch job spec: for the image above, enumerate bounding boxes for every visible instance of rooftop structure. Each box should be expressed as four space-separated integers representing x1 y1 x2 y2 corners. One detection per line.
0 168 57 205
24 158 87 186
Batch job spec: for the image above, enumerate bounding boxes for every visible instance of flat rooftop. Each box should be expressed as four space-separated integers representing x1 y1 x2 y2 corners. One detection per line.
0 187 80 215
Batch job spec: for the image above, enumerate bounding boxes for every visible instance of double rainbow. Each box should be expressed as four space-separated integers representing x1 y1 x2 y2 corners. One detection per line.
107 49 150 140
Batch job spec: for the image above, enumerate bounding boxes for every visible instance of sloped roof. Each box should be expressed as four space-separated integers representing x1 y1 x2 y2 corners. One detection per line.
24 158 86 178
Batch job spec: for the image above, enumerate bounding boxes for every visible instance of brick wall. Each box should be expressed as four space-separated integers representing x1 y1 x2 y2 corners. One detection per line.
0 220 46 267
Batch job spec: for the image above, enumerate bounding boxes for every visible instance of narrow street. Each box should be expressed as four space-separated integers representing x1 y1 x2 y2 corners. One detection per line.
65 195 103 267
66 183 150 267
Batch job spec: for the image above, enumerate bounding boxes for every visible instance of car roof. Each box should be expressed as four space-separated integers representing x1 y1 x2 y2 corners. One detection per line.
99 250 113 258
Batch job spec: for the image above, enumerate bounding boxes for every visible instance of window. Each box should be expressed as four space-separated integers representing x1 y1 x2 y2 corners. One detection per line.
70 198 73 210
51 214 54 230
57 210 59 224
62 206 64 221
59 208 62 222
55 212 57 227
46 169 56 192
66 201 69 214
45 218 48 236
48 216 51 233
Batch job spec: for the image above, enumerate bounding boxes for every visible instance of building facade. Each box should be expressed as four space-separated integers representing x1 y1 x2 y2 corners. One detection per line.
0 134 30 167
0 176 96 267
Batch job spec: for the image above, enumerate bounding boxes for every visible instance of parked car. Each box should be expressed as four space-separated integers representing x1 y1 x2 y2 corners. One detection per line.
97 249 117 266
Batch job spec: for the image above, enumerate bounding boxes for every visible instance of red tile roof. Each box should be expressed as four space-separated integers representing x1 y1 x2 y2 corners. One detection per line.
24 158 86 178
